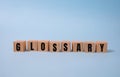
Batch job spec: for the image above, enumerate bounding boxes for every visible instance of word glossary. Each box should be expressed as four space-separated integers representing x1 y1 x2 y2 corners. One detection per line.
13 40 107 52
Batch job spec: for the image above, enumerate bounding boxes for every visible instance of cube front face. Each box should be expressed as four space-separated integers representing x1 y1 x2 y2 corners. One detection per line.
61 41 71 52
96 41 107 52
72 41 83 52
14 40 26 52
49 41 61 52
84 42 95 52
38 40 49 51
27 40 38 51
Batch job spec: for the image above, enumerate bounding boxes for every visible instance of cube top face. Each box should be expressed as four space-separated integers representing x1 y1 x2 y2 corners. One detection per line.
61 41 71 52
14 40 25 43
49 41 61 52
38 40 49 42
27 40 38 42
14 40 26 52
72 41 83 52
84 42 95 52
96 41 107 52
27 40 38 51
38 40 49 51
49 40 61 43
96 41 107 43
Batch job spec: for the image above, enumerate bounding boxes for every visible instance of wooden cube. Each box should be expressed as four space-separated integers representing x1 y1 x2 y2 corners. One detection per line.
72 41 83 52
96 41 107 52
38 40 49 51
27 40 38 51
13 40 26 52
49 41 61 52
61 41 71 52
84 42 95 52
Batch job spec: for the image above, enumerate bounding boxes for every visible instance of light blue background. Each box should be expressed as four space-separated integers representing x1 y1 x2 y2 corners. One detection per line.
0 0 120 77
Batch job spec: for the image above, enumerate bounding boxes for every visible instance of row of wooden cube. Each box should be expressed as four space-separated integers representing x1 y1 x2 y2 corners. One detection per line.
13 40 107 52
